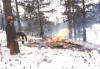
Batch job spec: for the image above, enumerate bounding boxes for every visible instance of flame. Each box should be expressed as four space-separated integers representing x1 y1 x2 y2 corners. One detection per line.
46 28 69 43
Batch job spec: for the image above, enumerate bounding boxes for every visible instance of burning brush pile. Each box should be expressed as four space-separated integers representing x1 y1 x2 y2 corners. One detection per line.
44 28 81 49
25 28 92 52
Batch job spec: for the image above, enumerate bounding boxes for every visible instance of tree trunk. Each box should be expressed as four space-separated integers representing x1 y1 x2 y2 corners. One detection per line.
82 0 86 42
37 0 44 37
15 0 22 32
66 0 72 39
73 18 77 40
72 1 76 40
2 0 13 24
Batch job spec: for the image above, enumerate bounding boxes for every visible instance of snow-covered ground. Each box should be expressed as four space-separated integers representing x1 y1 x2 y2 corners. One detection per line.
86 24 100 45
86 2 100 45
0 0 100 69
0 30 100 69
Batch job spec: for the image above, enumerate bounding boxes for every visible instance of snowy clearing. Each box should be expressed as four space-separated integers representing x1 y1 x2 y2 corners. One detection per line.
0 31 100 69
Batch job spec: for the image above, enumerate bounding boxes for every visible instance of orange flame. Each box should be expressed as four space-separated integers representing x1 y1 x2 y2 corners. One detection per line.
46 28 69 43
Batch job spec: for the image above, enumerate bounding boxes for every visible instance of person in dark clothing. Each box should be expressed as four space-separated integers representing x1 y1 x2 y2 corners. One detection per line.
6 16 20 55
16 32 27 44
6 20 16 48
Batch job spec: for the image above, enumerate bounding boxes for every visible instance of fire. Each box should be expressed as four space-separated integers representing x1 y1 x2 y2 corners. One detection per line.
44 28 80 48
44 28 70 48
46 28 69 43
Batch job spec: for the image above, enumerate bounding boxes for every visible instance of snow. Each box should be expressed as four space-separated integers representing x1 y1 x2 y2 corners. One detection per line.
1 0 100 69
90 0 99 4
86 24 100 45
0 30 100 69
86 0 99 4
86 2 100 45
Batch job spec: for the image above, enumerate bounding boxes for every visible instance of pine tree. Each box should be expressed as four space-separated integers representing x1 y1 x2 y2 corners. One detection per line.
15 0 22 32
2 0 13 23
37 0 44 37
65 0 73 39
22 0 51 37
72 0 83 40
82 0 86 42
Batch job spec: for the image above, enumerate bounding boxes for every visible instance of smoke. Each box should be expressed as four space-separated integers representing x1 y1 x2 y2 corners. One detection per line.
44 22 68 37
71 39 100 52
14 20 27 32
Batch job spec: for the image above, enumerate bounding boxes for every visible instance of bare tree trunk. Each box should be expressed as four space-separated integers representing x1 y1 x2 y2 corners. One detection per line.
2 0 13 24
15 0 22 32
37 0 44 37
82 0 86 42
72 1 77 40
66 0 72 39
73 18 77 40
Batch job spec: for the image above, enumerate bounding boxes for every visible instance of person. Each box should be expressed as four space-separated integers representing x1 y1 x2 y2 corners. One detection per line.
16 32 27 44
6 16 20 55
